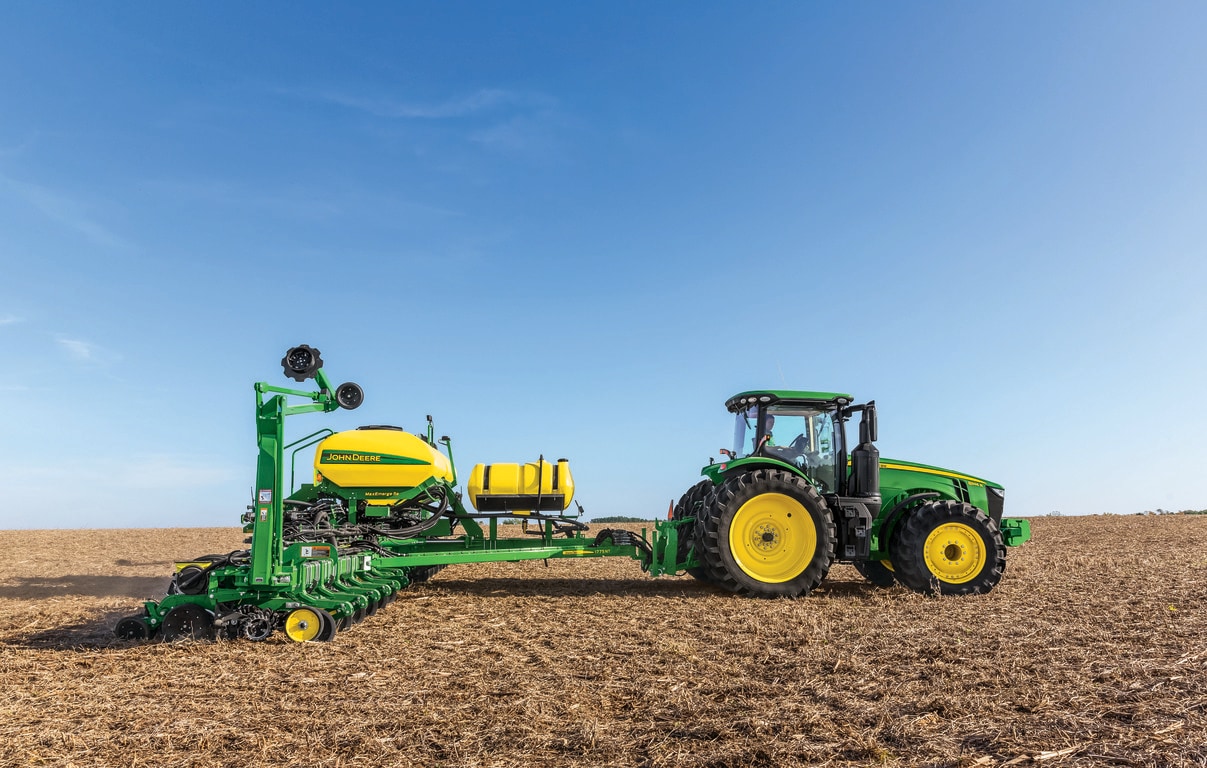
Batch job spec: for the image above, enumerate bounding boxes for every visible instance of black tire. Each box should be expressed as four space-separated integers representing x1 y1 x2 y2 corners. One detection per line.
693 488 731 584
315 608 338 642
672 480 714 581
854 559 897 588
115 616 151 641
889 500 1005 596
409 565 446 584
159 604 215 642
698 468 835 597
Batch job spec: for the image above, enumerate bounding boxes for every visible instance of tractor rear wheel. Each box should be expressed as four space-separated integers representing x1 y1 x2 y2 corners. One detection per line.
699 468 835 597
889 500 1005 595
854 560 897 588
672 480 713 581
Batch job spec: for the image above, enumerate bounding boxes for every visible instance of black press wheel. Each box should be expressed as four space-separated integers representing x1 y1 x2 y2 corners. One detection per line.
854 560 897 588
159 604 215 642
672 479 714 581
889 500 1006 596
699 468 835 597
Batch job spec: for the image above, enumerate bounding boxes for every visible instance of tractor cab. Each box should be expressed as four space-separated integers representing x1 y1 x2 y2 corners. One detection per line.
723 390 879 499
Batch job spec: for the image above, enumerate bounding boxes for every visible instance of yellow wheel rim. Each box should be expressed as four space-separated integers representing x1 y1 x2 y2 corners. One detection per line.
285 607 322 642
923 523 985 584
728 493 817 583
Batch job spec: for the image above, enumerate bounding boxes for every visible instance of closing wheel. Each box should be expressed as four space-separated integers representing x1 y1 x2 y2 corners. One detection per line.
854 559 897 588
284 607 325 642
672 479 714 581
699 468 835 597
160 604 215 642
889 500 1006 596
115 616 151 640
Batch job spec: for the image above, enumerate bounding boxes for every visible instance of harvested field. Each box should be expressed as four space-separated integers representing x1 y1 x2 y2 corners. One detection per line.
1 515 1205 768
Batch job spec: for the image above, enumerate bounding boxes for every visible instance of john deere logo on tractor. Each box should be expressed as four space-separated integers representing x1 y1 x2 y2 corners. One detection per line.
319 451 428 466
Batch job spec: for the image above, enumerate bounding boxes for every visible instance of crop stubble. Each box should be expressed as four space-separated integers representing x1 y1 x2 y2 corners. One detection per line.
0 515 1204 767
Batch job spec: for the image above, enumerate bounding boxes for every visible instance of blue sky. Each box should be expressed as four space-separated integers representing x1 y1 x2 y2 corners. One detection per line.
1 3 1205 529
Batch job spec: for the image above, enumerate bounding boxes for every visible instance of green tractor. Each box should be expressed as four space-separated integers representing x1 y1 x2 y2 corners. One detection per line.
673 391 1030 597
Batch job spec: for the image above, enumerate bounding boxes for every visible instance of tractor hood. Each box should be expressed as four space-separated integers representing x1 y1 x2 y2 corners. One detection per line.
878 457 1002 490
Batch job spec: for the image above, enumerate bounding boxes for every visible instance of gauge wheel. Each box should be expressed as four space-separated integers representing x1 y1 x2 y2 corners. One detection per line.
889 500 1006 595
284 607 327 642
314 608 338 642
699 468 835 597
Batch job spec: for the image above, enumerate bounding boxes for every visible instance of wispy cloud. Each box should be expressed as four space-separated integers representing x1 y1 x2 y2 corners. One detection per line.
297 87 551 120
56 336 116 365
0 174 131 250
0 314 22 326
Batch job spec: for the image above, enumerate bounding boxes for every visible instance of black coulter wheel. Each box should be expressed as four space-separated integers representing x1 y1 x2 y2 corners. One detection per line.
114 616 151 641
159 604 215 642
672 480 714 581
408 565 446 584
854 559 897 588
699 468 835 598
889 500 1006 596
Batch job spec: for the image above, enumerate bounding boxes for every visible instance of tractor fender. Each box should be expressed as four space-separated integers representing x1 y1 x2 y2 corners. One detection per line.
700 456 812 487
877 491 942 543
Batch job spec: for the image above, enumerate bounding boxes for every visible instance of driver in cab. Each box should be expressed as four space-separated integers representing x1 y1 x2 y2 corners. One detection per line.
759 413 812 470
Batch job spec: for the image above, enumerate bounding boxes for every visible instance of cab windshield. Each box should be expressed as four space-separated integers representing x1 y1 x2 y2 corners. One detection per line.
732 404 840 492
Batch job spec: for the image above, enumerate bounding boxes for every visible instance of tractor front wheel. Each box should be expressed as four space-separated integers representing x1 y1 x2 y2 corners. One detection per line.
699 468 835 597
889 500 1005 595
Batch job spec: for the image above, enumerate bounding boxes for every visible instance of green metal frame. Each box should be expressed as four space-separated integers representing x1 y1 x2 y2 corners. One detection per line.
130 359 695 639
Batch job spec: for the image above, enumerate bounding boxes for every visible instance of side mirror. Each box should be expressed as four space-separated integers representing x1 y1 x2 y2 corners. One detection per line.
860 402 878 443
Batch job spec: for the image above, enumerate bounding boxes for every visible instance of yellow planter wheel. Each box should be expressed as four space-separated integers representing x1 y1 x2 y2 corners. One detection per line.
284 606 333 643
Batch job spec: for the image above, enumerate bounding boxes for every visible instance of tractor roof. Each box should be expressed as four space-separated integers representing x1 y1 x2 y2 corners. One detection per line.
725 390 854 413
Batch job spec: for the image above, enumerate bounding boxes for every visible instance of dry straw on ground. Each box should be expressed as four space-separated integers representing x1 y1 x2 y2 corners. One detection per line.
1 515 1205 767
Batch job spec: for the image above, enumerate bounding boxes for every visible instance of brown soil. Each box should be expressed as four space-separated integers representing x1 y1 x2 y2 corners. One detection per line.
1 515 1204 767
